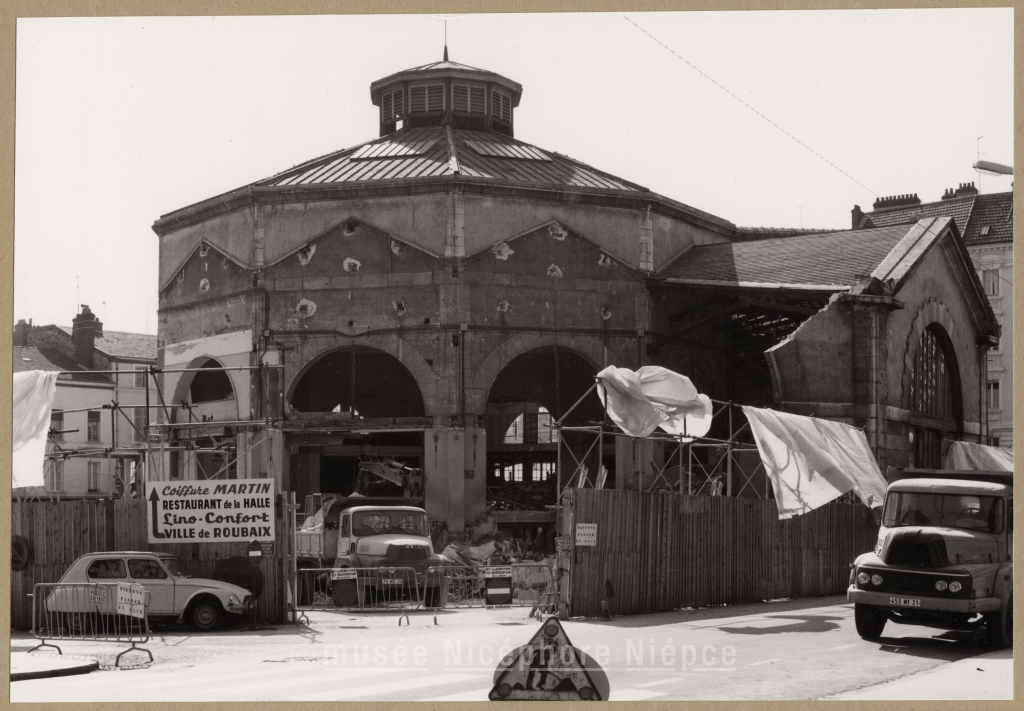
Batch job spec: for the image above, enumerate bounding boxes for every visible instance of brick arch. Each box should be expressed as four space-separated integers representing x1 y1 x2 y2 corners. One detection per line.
284 334 439 416
469 333 605 412
898 297 958 410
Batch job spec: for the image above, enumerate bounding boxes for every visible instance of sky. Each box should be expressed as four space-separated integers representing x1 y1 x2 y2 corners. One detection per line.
14 9 1014 336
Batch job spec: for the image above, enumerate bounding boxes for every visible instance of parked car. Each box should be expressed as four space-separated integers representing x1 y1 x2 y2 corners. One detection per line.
48 551 252 630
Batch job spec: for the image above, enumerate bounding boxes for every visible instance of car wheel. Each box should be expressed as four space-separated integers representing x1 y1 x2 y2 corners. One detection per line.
191 602 222 631
985 596 1012 649
854 603 887 640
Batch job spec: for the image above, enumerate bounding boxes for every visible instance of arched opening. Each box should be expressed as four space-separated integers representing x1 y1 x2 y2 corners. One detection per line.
290 346 424 417
169 357 239 481
485 347 604 546
910 324 963 468
288 346 425 500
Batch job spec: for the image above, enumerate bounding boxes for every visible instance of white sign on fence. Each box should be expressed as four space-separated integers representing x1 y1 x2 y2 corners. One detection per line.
331 568 357 580
116 583 145 619
147 479 276 544
481 566 513 578
575 523 597 546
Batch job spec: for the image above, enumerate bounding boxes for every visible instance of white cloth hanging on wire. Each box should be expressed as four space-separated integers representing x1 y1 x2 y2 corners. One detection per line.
741 406 887 519
945 441 1013 472
12 371 60 489
596 365 712 439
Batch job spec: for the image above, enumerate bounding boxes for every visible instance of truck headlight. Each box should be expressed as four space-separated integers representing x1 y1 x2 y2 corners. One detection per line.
934 580 947 592
870 574 883 586
949 581 962 593
857 572 870 585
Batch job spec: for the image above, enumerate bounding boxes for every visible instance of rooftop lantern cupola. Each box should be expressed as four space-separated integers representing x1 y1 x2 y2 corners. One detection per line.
369 48 523 138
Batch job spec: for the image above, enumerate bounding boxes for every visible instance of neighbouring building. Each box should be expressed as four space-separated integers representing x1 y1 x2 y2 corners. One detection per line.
854 185 1014 449
150 52 999 537
12 306 158 498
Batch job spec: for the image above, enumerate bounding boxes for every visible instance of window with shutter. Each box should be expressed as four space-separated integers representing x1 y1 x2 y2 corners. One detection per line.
492 90 511 123
411 84 443 113
381 88 404 121
452 84 469 112
469 86 486 114
427 85 444 111
410 85 427 113
453 85 486 114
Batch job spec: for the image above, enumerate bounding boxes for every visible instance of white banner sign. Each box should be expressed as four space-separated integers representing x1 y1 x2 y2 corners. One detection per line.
482 566 513 578
575 523 597 546
116 583 145 619
147 480 276 543
331 568 357 580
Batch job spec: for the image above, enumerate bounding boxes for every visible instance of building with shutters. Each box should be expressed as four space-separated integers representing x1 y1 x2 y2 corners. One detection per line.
12 306 157 498
150 52 999 537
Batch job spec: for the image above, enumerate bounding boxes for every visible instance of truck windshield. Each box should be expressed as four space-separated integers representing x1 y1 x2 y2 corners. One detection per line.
882 492 1004 533
353 511 428 537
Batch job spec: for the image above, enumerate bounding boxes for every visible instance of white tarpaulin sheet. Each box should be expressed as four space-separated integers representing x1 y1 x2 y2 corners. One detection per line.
596 365 711 439
12 371 60 489
741 406 887 519
945 441 1013 472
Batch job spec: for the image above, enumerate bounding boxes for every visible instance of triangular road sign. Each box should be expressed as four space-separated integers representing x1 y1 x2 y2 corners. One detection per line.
489 616 603 701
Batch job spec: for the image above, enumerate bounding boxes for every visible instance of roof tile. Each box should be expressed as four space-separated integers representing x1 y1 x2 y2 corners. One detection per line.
658 224 914 288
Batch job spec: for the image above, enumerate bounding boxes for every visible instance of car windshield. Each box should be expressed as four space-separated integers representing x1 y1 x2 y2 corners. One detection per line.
882 491 1004 533
352 511 428 537
162 557 190 578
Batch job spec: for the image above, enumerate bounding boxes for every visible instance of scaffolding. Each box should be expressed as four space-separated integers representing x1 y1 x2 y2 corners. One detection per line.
32 363 285 501
553 381 769 500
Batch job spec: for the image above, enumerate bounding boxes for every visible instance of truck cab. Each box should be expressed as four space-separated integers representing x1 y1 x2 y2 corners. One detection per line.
296 497 448 607
848 468 1012 648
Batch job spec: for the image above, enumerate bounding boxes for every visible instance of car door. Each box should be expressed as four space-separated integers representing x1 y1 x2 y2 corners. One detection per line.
128 558 174 615
83 557 128 613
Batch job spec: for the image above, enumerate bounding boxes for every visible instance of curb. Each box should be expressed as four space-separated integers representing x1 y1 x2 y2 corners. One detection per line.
11 659 100 682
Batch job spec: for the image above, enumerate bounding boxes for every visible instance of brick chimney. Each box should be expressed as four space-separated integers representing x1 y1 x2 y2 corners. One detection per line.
872 193 922 210
954 181 979 197
851 205 864 229
71 305 102 368
13 318 31 346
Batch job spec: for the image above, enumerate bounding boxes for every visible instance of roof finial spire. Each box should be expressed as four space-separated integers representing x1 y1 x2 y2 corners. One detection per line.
444 44 448 62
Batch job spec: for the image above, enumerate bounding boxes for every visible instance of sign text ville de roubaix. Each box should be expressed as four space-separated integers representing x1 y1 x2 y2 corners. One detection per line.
147 480 276 543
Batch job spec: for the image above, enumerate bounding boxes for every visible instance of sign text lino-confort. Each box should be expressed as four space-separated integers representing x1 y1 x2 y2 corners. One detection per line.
147 479 276 543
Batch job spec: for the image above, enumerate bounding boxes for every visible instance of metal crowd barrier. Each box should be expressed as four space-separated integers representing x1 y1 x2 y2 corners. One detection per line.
292 563 557 621
423 563 557 613
294 567 425 622
29 582 154 667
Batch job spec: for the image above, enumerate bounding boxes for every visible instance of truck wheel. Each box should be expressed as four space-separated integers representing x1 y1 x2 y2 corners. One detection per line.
985 596 1012 649
332 580 359 608
423 586 442 608
854 603 887 640
191 602 222 631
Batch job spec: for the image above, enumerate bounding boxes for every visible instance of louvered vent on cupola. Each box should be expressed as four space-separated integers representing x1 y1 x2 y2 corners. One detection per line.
381 88 404 122
410 84 444 113
453 84 486 114
492 90 512 123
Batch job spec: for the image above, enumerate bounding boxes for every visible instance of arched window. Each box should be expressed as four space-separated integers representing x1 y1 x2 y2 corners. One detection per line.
503 407 556 444
910 325 961 468
190 359 234 403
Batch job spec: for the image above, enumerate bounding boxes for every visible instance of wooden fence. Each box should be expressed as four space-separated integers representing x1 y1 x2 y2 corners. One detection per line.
10 497 291 630
564 489 879 618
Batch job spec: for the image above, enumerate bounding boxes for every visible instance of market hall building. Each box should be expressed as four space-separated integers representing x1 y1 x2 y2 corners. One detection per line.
150 54 1000 538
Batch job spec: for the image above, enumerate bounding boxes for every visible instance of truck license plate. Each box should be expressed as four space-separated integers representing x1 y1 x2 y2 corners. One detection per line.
889 596 921 607
381 578 402 585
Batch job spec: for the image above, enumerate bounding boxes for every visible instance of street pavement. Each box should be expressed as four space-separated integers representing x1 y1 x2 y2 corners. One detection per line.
9 595 1011 701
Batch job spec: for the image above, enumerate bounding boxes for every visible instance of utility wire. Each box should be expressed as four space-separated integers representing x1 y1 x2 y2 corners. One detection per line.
624 15 877 196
